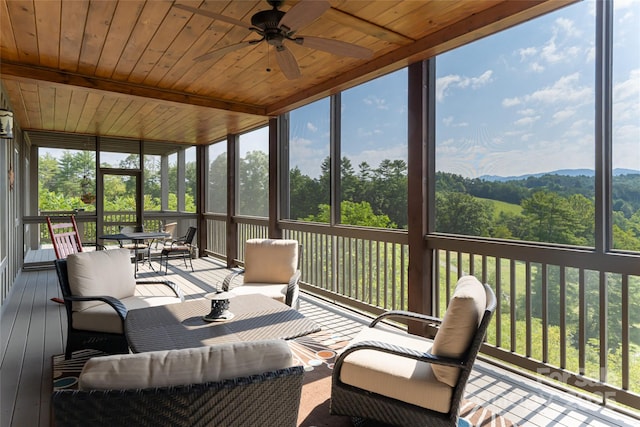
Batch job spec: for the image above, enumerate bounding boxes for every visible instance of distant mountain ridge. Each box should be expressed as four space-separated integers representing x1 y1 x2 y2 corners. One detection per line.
480 168 640 182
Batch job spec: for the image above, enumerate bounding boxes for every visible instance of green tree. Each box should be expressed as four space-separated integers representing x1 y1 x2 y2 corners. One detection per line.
208 152 227 213
289 166 324 220
521 191 581 244
39 153 59 193
304 201 396 228
370 159 407 229
238 150 268 216
436 191 492 236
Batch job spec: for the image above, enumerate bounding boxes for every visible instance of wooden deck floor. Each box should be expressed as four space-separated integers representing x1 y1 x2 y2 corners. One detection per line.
1 256 638 426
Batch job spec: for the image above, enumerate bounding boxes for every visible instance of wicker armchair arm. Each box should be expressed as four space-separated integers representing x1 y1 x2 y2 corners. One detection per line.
222 270 244 291
336 339 465 370
288 270 301 292
135 280 184 301
286 270 301 302
65 295 127 321
370 310 442 328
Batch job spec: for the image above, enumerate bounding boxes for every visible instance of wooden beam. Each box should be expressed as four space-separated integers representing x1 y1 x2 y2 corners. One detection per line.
323 7 414 45
266 0 577 116
0 61 267 117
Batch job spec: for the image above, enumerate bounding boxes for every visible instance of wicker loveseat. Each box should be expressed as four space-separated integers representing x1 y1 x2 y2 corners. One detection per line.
52 339 304 427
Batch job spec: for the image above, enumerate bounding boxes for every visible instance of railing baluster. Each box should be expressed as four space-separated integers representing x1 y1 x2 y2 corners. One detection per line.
495 257 502 348
622 274 629 391
526 262 532 358
600 271 608 389
542 263 548 364
578 268 586 376
510 259 516 353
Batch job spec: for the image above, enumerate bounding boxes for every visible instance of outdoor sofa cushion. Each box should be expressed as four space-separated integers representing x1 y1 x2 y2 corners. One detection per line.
226 283 288 303
243 238 298 283
79 339 295 390
67 249 136 311
338 326 453 414
71 295 183 334
66 248 182 334
430 275 486 386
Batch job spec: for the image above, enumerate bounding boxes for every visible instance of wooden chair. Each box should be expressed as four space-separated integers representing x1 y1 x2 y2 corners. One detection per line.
47 215 84 259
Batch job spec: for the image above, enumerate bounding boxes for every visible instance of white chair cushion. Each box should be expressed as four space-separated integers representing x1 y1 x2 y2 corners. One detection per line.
67 249 136 311
340 326 453 414
79 339 295 390
229 283 287 303
431 275 487 387
72 295 182 334
244 239 298 284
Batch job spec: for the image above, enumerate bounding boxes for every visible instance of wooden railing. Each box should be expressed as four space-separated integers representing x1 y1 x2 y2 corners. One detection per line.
35 211 193 247
203 216 640 412
427 234 640 411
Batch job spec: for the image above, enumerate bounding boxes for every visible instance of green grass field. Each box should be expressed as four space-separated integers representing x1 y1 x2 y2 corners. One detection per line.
477 197 523 219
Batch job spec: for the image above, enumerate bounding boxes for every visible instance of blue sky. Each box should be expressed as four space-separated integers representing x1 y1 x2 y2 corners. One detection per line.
275 0 640 179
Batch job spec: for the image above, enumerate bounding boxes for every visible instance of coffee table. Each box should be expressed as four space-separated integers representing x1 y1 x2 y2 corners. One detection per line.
125 293 320 353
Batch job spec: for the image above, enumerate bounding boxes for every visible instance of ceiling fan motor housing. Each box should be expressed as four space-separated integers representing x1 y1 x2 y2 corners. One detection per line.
252 8 288 46
251 9 286 31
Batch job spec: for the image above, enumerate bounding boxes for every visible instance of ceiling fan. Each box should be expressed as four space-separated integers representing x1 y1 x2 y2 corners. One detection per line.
173 0 373 80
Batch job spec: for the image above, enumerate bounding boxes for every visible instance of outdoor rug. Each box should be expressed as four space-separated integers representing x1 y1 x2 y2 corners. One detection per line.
53 334 519 426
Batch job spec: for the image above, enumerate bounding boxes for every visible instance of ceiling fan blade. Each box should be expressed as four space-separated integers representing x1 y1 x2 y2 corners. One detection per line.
173 3 253 31
275 46 301 80
193 40 257 62
298 36 373 59
279 0 331 33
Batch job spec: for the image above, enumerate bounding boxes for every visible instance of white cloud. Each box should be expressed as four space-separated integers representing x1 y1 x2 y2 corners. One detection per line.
552 108 575 123
363 95 389 110
306 122 318 132
518 47 537 60
443 116 454 126
514 116 541 126
344 144 407 170
540 37 564 63
613 69 640 102
521 133 534 142
530 62 545 73
470 70 493 88
436 70 493 102
526 73 592 105
435 75 462 102
555 17 581 38
289 136 327 178
502 97 521 107
517 108 536 116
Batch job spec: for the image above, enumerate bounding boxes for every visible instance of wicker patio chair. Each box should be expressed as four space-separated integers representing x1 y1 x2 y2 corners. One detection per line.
331 276 496 427
55 248 184 359
52 340 304 427
222 238 301 308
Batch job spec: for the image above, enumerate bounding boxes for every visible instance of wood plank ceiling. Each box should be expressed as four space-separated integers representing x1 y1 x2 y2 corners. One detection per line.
0 0 575 146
